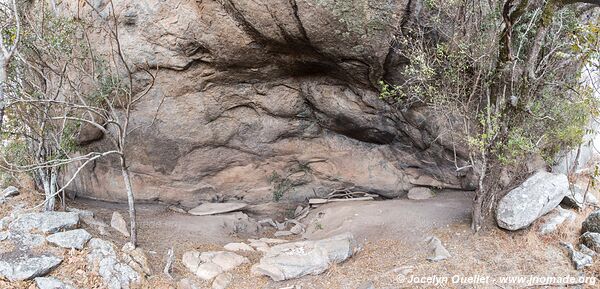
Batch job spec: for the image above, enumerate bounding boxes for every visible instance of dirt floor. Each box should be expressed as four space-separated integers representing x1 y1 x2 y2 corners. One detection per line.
1 187 599 288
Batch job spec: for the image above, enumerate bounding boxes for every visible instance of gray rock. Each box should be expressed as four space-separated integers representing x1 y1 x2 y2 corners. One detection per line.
561 242 593 270
580 232 600 253
10 232 45 249
251 233 359 281
121 242 152 275
0 230 8 241
582 210 600 233
87 238 140 289
47 229 92 250
426 236 451 262
2 186 19 198
212 272 233 289
579 244 596 257
35 276 76 289
496 172 569 230
188 202 247 216
274 230 293 237
0 254 62 281
562 187 599 209
182 251 248 280
538 206 576 235
407 187 435 200
0 216 10 230
111 211 130 237
223 242 254 252
9 212 79 234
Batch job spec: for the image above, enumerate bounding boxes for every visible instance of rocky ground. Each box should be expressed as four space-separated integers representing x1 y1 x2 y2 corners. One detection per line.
1 179 600 288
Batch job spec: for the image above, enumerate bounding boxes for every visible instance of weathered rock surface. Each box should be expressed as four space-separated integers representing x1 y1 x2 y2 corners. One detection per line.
224 242 255 252
496 172 569 230
9 212 79 234
538 207 576 235
212 272 234 289
182 250 249 280
426 236 450 261
407 187 435 200
581 232 600 253
87 238 140 289
561 242 593 270
582 210 600 233
188 202 247 216
111 212 130 237
63 0 477 206
251 233 359 281
2 186 19 198
35 276 76 289
121 242 152 275
0 254 62 281
46 229 92 249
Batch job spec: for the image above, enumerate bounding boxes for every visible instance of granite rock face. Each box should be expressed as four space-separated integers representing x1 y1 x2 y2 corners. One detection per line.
60 0 477 206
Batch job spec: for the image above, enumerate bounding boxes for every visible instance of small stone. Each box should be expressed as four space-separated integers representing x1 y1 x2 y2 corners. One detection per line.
188 202 247 216
111 211 130 237
212 272 233 289
580 231 600 252
46 229 92 250
182 251 248 280
579 244 596 257
0 231 8 241
122 242 152 275
169 206 187 214
426 236 450 262
538 206 576 235
223 242 254 252
274 230 293 237
290 224 303 235
562 242 593 270
407 187 435 200
35 276 75 289
2 186 19 198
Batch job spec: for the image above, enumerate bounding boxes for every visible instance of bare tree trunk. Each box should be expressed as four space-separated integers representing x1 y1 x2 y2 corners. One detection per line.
121 157 137 246
0 60 7 131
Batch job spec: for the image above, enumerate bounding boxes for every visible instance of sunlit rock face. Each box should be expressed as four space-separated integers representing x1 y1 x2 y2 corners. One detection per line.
63 0 476 207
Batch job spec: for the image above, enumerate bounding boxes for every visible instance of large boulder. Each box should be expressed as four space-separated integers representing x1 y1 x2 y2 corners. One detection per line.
9 212 79 234
582 210 600 233
496 171 569 230
0 255 62 281
251 232 359 281
61 0 476 206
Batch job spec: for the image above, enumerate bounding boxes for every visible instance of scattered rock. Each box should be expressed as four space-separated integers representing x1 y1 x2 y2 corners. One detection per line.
223 242 254 252
496 171 569 230
46 229 92 250
0 231 8 241
561 242 593 270
407 187 434 200
538 206 576 235
251 233 359 281
274 230 293 237
9 212 79 234
2 186 19 198
188 202 247 216
290 224 304 235
579 243 596 257
0 254 62 281
111 212 130 237
35 276 75 289
87 238 140 289
66 207 94 219
121 242 152 275
562 187 599 209
582 210 600 234
9 231 45 249
212 272 233 289
168 206 187 214
580 232 600 252
182 251 248 280
248 240 270 253
426 236 451 262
